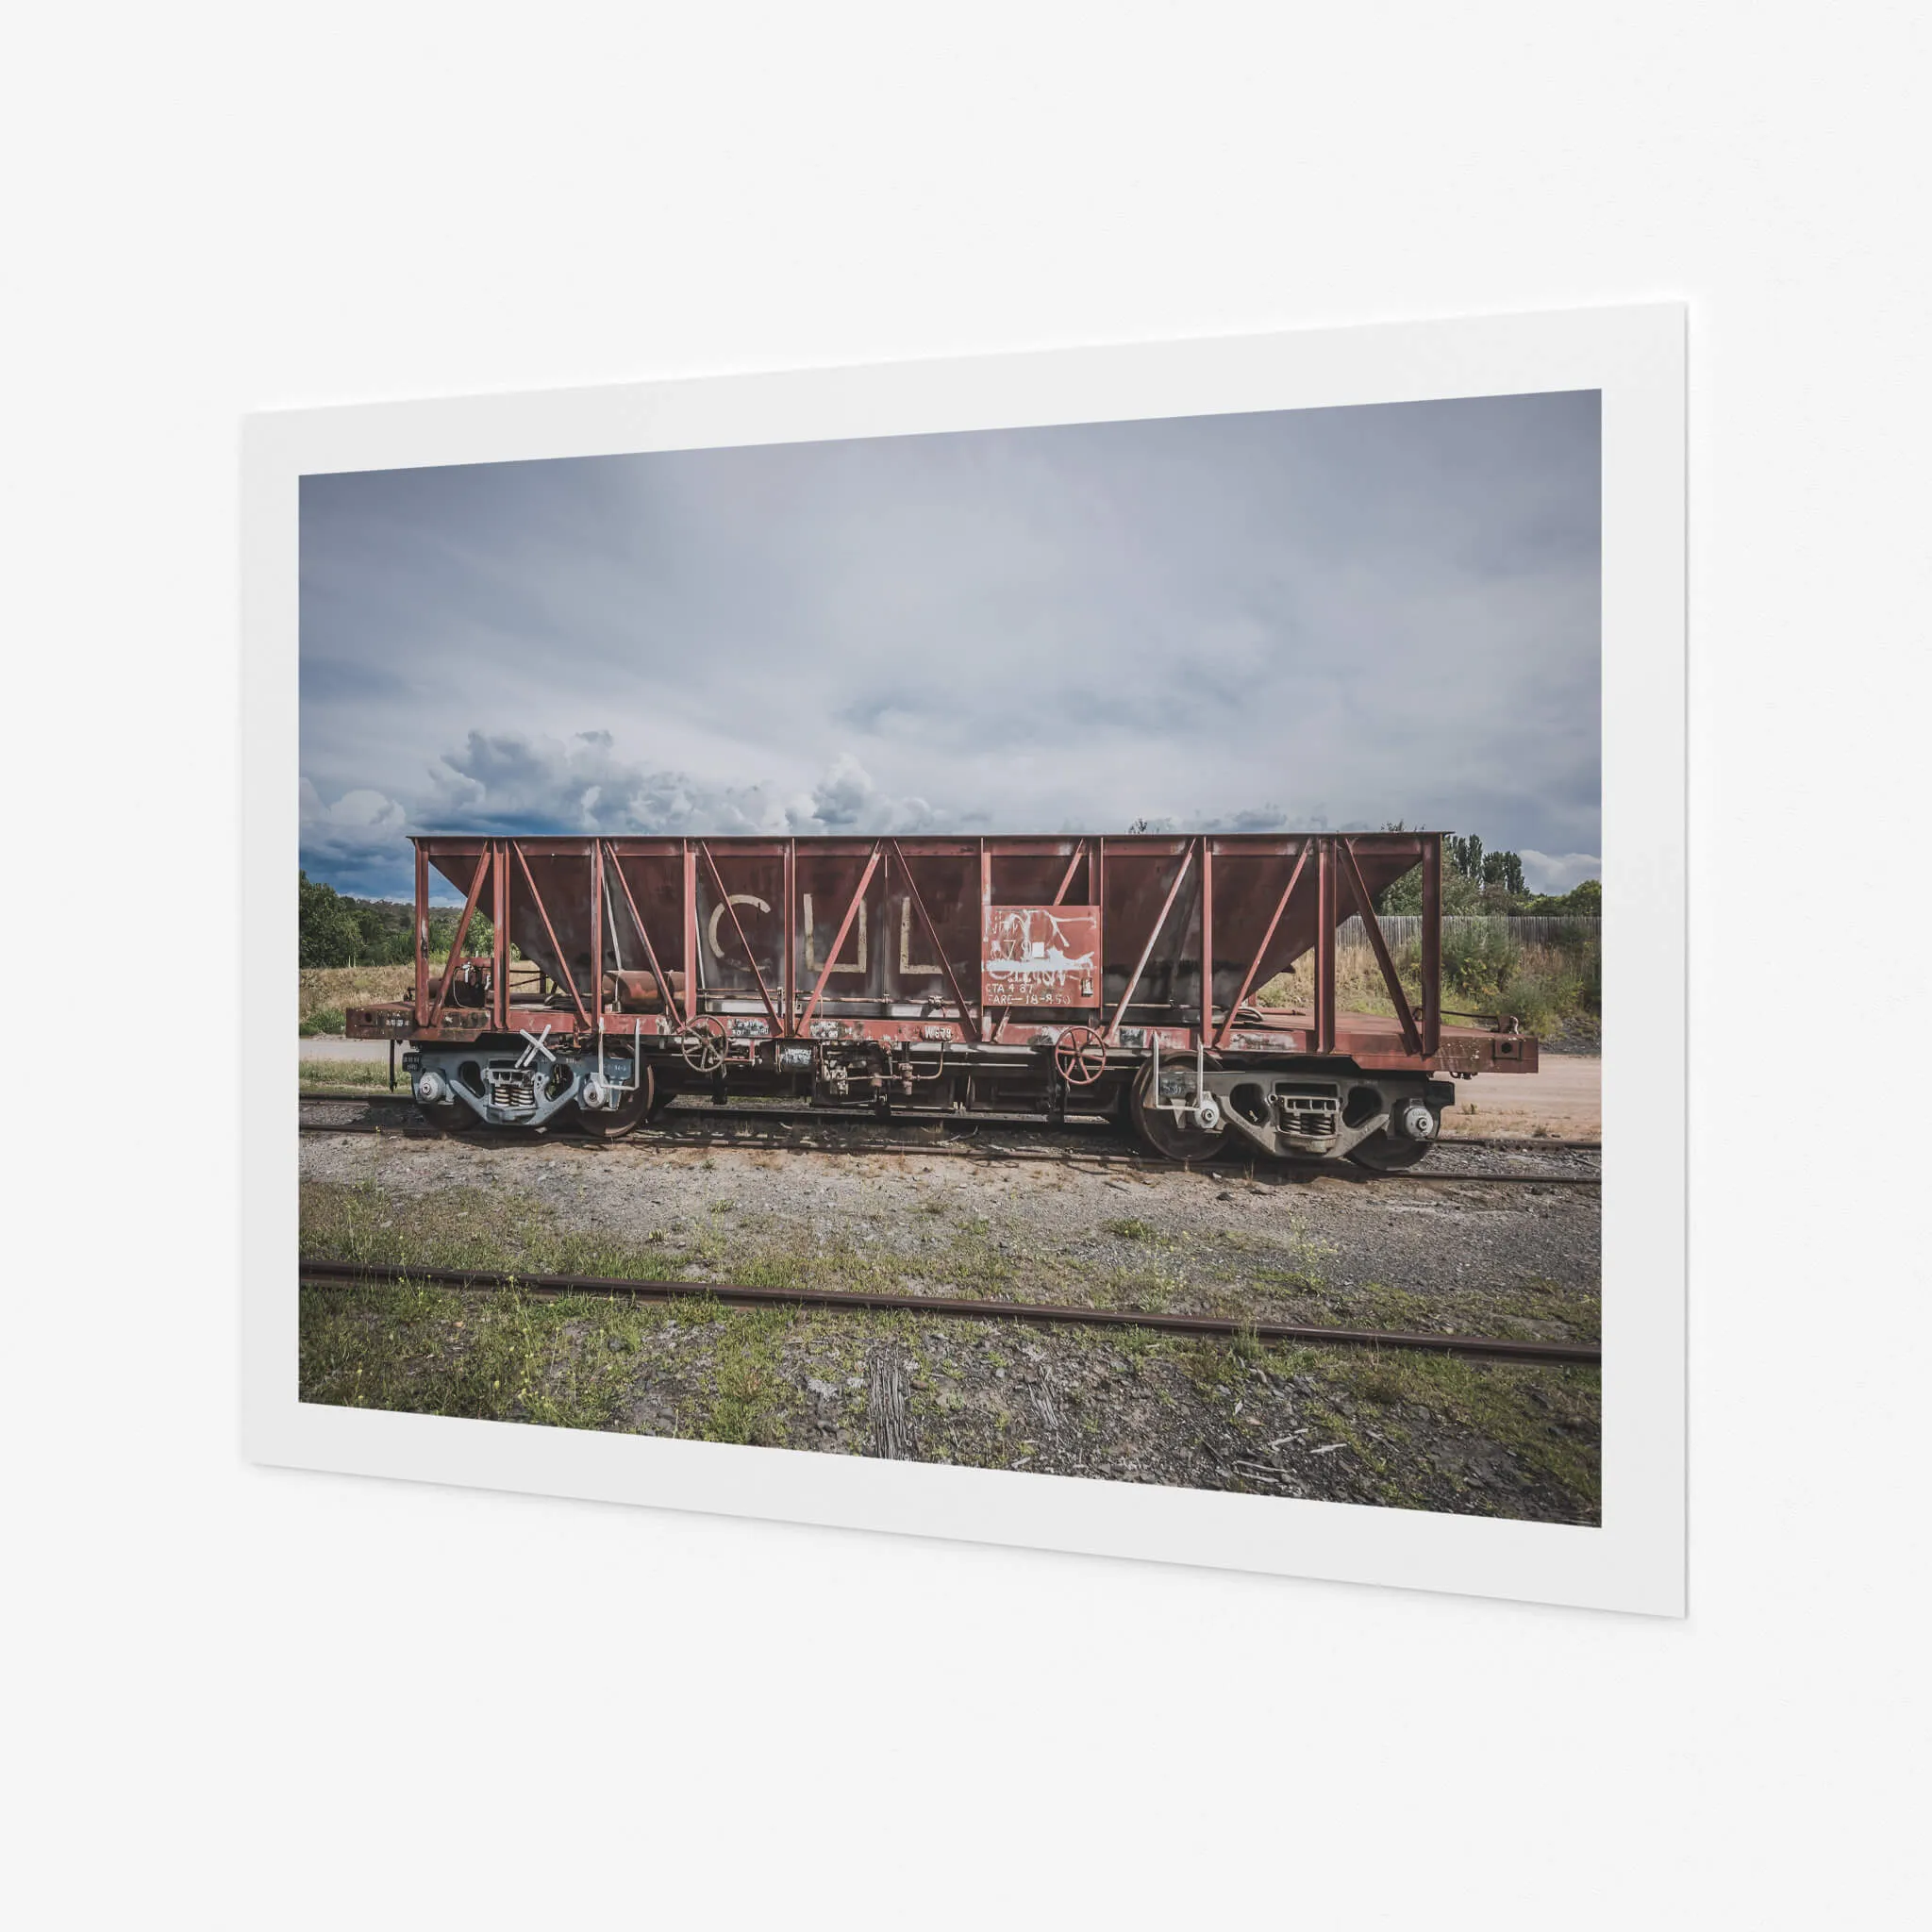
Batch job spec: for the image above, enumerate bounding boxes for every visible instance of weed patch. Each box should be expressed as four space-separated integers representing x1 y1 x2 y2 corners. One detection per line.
299 1058 393 1091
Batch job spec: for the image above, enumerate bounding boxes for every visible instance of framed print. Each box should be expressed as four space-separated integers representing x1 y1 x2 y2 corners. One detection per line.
244 305 1685 1613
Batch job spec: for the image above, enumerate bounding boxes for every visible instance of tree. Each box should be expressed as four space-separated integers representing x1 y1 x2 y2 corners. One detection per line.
1523 876 1601 916
427 906 493 958
1480 849 1525 895
298 870 361 967
1376 829 1539 915
300 868 500 968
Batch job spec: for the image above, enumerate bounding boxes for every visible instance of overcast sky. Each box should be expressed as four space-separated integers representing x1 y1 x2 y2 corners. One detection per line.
300 391 1600 901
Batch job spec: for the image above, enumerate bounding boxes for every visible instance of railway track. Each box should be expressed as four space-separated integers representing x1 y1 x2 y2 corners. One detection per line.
300 1257 1601 1366
300 1085 1602 1150
297 1099 1600 1185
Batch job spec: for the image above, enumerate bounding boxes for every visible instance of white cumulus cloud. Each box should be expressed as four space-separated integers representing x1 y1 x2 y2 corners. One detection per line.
301 734 958 895
298 778 409 880
1519 849 1601 894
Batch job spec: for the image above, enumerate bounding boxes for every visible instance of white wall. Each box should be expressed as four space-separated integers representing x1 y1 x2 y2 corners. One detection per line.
7 5 1924 1924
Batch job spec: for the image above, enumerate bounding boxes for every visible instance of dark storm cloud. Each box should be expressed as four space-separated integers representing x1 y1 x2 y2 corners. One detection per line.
300 392 1600 898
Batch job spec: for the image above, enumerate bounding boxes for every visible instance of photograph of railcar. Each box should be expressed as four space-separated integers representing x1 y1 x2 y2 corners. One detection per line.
298 392 1603 1521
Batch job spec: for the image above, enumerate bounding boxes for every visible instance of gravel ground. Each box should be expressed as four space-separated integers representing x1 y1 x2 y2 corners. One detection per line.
297 1101 1602 1522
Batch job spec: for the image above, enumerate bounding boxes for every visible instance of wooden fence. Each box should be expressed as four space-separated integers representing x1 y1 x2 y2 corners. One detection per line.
1346 915 1601 948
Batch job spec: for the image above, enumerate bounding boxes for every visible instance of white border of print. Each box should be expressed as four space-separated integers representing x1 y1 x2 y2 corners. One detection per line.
242 306 1685 1616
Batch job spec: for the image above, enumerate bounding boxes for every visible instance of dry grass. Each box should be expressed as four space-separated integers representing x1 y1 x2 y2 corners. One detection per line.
299 952 535 1031
1256 941 1403 1017
299 964 415 1028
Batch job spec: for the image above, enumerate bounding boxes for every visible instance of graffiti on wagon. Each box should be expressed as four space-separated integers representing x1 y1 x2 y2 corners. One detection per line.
981 905 1101 1007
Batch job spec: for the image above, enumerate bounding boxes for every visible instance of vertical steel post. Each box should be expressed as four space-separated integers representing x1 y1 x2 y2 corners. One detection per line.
1315 837 1335 1055
1198 835 1213 1048
979 836 991 1012
591 840 604 1024
783 837 796 1035
492 839 508 1032
413 841 429 1028
682 839 698 1022
1422 832 1441 1058
1095 835 1106 1024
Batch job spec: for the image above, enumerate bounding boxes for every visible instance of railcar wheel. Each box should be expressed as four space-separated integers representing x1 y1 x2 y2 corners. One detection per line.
575 1062 655 1141
1125 1059 1230 1162
416 1097 478 1137
1345 1126 1436 1171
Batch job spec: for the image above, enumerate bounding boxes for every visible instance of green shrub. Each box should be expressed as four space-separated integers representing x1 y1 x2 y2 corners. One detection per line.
1491 968 1576 1037
1441 919 1521 1003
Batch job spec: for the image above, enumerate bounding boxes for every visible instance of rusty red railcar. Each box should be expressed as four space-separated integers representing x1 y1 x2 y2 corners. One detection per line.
345 831 1537 1166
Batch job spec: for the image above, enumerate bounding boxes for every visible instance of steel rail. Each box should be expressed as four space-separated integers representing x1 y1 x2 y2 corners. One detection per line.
299 1259 1601 1365
295 1109 1599 1182
297 1094 1119 1131
294 1088 1601 1153
590 1125 1602 1185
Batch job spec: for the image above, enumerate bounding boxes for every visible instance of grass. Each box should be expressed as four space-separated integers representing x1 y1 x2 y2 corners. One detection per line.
297 1174 1599 1518
299 963 414 1028
1251 1267 1321 1292
303 1276 689 1431
1324 1348 1603 1514
299 1058 395 1091
302 1179 744 1432
728 1219 1017 1302
1162 1331 1601 1515
300 1177 691 1280
296 1173 1191 1425
1479 1274 1602 1344
701 1307 795 1445
298 1179 1004 1448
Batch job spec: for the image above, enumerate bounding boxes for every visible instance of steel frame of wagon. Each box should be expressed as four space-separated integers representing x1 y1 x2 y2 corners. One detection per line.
404 830 1450 1071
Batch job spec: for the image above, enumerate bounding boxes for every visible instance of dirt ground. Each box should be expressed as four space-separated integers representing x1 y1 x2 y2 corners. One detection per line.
1441 1053 1600 1138
298 1096 1602 1524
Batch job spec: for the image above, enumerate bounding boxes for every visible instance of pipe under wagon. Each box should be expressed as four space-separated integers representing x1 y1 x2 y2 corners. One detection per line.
343 831 1539 1168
